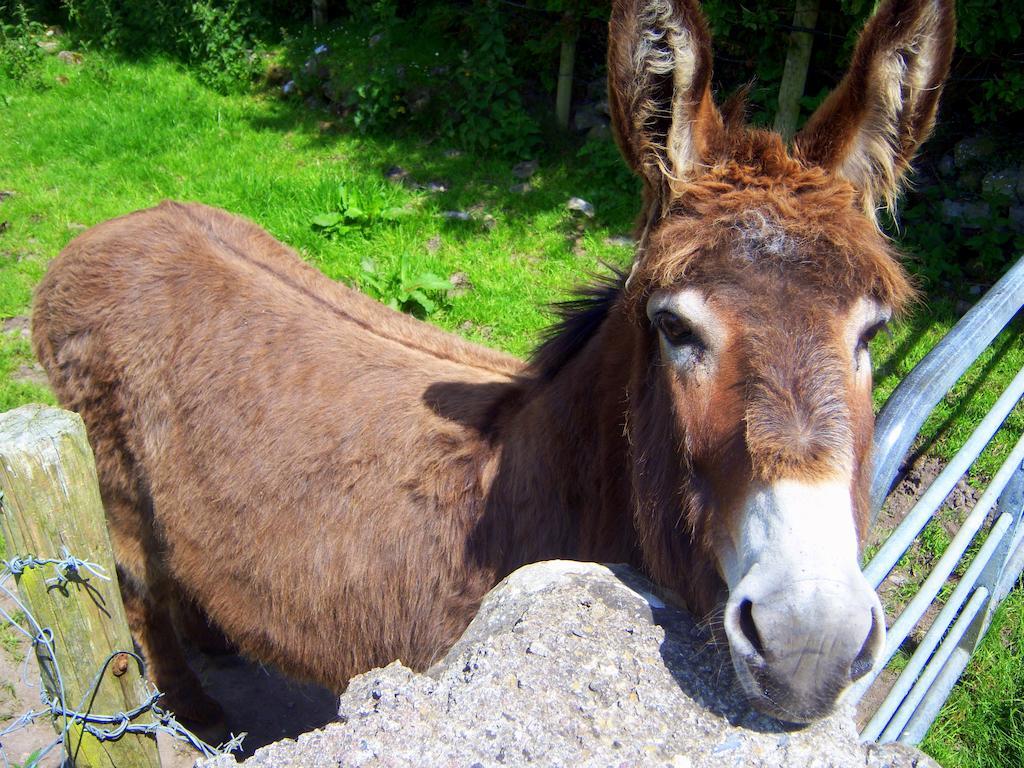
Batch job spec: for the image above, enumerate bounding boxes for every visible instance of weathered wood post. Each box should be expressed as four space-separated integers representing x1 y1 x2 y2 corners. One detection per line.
555 9 578 131
0 404 161 768
312 0 326 28
774 0 820 142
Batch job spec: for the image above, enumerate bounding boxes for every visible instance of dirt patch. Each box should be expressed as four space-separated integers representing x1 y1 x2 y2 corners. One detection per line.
1 316 30 340
13 364 49 388
0 591 338 767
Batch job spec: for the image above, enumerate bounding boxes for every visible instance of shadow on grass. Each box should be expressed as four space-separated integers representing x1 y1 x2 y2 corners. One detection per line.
240 83 640 237
901 316 1024 471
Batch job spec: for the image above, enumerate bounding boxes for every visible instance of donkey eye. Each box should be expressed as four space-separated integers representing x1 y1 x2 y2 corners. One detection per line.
857 320 889 353
654 311 702 349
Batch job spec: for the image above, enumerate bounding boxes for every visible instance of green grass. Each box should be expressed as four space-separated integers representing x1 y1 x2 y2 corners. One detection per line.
0 51 639 357
0 608 26 662
870 298 1024 482
923 598 1024 768
1 35 1023 768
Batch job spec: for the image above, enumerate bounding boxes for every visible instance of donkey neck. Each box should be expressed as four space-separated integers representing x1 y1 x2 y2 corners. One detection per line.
482 309 639 575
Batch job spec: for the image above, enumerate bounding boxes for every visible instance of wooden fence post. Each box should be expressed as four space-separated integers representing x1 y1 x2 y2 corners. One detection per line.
0 404 161 768
774 0 820 142
555 10 577 131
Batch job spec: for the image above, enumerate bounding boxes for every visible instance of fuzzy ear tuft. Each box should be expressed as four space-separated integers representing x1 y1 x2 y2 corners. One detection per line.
607 0 723 202
795 0 956 220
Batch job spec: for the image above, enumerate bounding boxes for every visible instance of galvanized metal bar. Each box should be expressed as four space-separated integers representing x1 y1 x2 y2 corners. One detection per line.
859 512 1012 740
897 607 988 746
967 457 1024 656
878 432 1024 662
870 255 1024 518
989 458 1024 607
880 586 990 742
864 365 1024 588
868 459 1024 744
888 529 1024 746
994 524 1024 605
852 431 1024 700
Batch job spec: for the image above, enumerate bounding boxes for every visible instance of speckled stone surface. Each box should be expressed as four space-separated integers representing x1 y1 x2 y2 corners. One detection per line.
200 561 938 768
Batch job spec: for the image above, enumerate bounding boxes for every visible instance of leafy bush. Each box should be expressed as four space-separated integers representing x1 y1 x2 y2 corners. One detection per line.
180 0 262 94
442 1 539 158
897 189 1024 287
59 0 266 92
345 64 408 133
285 2 539 158
311 181 411 237
359 256 452 317
0 2 44 82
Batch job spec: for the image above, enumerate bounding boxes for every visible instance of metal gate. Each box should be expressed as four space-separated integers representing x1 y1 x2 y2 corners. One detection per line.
855 256 1024 744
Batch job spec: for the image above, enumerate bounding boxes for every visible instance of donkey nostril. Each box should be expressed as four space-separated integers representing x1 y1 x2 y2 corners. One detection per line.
738 599 766 657
850 609 883 682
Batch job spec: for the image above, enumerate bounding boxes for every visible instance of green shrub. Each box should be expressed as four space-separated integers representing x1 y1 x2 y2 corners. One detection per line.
0 2 44 82
60 0 265 92
359 256 452 318
442 1 539 157
180 0 262 94
895 188 1024 288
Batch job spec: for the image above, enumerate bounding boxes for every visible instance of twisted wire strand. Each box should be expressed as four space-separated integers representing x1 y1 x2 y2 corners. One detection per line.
0 554 245 764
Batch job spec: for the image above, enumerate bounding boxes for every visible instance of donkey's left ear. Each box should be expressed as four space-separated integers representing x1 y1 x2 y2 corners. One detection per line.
795 0 956 218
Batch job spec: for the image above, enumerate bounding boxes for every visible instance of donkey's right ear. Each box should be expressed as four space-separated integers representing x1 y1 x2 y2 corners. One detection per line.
608 0 722 194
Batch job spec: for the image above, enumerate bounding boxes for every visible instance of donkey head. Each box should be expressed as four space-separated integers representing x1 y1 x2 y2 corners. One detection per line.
607 0 954 722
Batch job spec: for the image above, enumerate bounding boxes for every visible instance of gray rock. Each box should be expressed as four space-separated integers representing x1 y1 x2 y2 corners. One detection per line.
567 197 596 218
200 562 938 768
586 77 608 102
940 199 991 228
512 160 539 180
936 154 956 179
573 105 610 132
981 168 1021 201
1009 205 1024 233
604 234 635 248
954 135 996 169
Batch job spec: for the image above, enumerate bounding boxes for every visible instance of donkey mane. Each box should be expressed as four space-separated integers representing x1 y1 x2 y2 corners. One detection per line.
529 268 625 381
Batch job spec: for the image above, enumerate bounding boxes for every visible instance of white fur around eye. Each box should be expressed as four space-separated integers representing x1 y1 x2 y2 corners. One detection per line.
647 288 725 375
846 296 890 378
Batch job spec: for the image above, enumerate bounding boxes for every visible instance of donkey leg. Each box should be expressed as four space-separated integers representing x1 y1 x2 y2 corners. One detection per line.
35 328 227 734
173 596 236 657
109 504 227 736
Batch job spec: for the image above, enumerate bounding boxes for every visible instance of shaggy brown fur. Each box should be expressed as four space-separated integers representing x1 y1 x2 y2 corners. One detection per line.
31 0 954 727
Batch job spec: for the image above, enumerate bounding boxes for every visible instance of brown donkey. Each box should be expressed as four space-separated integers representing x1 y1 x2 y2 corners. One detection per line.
32 0 954 728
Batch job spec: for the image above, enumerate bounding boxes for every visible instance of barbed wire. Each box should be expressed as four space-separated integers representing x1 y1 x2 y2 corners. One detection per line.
0 550 244 767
